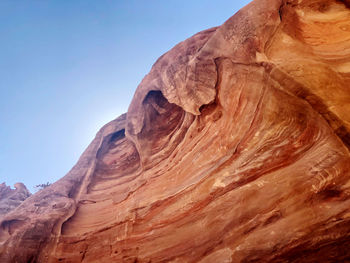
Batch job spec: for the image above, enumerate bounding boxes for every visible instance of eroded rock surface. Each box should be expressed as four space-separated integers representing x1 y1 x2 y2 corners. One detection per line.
0 183 31 216
1 0 350 262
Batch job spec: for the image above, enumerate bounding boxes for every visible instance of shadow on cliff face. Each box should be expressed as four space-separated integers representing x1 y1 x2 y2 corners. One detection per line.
131 90 199 172
336 0 350 8
138 90 186 163
95 129 140 176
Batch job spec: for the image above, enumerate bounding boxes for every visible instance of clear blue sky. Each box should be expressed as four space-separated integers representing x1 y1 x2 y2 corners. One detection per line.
0 0 251 192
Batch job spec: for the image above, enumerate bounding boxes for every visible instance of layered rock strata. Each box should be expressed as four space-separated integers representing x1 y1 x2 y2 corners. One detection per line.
1 0 350 262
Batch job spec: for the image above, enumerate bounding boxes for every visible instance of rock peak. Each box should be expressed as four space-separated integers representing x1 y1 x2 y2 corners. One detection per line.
0 182 31 217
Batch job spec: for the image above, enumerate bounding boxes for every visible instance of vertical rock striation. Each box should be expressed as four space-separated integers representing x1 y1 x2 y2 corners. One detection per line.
1 0 350 262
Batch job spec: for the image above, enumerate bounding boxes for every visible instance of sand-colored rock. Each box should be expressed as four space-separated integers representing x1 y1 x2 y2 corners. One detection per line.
1 0 350 262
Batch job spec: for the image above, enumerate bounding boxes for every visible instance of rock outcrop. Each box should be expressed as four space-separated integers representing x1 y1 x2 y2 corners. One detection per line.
1 0 350 262
0 183 31 216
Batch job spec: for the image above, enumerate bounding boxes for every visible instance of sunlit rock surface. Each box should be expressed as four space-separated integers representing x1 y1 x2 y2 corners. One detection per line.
1 0 350 262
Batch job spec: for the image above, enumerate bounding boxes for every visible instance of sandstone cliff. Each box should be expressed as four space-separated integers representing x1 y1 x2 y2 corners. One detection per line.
1 0 350 262
0 183 31 216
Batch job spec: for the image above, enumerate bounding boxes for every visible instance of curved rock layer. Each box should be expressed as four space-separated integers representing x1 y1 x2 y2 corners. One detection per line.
1 0 350 262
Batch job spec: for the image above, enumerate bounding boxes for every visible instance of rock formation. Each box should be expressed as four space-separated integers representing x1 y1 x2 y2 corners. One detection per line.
1 0 350 262
0 183 31 216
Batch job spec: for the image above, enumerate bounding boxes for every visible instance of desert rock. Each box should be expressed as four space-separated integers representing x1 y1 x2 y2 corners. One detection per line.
1 0 350 262
0 183 31 216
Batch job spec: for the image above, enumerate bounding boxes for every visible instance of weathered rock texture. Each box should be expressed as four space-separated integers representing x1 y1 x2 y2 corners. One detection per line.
1 0 350 262
0 183 31 216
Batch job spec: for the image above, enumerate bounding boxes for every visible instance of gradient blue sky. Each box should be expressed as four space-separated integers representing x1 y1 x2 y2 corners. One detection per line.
0 0 251 192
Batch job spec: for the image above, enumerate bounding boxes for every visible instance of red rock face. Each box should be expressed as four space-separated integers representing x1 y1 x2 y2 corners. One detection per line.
1 0 350 262
0 183 31 216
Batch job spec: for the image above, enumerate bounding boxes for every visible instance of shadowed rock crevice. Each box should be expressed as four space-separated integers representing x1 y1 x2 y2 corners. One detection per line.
93 128 140 180
136 90 190 168
337 0 350 8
